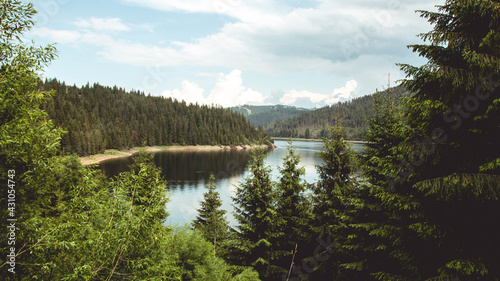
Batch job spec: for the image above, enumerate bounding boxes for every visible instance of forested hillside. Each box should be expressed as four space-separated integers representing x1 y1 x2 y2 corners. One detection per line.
40 79 270 156
2 1 500 280
265 86 410 140
230 104 311 126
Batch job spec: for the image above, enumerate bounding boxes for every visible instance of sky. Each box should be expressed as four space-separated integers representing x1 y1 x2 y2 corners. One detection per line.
29 0 441 108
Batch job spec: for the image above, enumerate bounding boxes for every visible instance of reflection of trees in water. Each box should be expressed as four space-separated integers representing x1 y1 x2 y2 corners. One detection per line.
97 156 135 179
155 150 253 182
98 149 254 183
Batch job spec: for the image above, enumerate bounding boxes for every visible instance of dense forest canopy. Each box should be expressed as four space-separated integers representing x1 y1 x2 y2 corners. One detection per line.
1 0 500 280
40 78 271 156
0 2 260 279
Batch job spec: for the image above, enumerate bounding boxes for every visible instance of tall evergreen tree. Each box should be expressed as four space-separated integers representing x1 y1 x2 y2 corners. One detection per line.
274 137 312 274
232 147 284 280
376 0 500 279
276 138 309 244
312 117 357 235
0 3 262 279
308 117 358 279
337 89 416 280
193 174 231 257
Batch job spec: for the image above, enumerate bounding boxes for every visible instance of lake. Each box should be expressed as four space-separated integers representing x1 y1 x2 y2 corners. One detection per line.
98 140 365 226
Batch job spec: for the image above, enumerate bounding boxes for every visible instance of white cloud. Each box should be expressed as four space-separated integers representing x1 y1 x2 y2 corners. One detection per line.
32 0 439 105
121 0 277 23
122 0 219 13
162 69 265 107
33 27 82 44
327 80 357 103
207 69 266 107
280 80 357 105
35 0 436 77
115 0 436 70
74 17 131 32
162 80 205 105
280 90 327 105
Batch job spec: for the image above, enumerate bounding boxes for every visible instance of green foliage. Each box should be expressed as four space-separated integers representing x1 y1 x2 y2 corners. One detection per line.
192 174 231 257
232 147 285 280
336 89 418 280
0 1 60 167
0 2 260 280
396 0 500 279
169 227 260 281
40 79 271 156
307 118 359 279
275 138 309 244
12 153 175 280
273 138 313 278
0 1 57 71
0 2 64 277
337 0 500 280
265 86 411 140
361 90 407 188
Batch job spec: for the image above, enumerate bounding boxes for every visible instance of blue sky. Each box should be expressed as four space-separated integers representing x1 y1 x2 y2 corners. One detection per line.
29 0 439 108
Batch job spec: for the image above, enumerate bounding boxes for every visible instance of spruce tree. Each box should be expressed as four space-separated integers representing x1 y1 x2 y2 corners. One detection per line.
193 174 231 257
386 0 500 279
309 117 358 279
274 137 312 278
0 2 262 279
313 117 357 236
276 138 309 246
338 89 417 280
232 147 283 280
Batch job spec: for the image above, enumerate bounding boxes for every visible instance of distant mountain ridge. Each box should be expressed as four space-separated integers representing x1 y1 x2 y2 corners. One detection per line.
264 86 411 140
229 104 312 126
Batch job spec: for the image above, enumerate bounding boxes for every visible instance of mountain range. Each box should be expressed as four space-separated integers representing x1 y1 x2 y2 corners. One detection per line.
230 86 410 140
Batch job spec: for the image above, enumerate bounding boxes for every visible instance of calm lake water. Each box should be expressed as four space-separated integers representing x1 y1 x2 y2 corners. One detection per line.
98 140 365 226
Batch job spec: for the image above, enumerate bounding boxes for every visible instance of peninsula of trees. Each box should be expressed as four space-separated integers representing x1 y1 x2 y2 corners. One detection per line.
1 0 499 280
40 79 271 156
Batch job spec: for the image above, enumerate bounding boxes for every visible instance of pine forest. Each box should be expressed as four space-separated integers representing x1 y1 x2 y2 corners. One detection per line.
1 1 499 280
40 79 271 156
264 86 410 140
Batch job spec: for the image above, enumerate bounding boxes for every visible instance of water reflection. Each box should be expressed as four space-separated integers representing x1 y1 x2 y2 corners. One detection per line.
99 148 253 183
98 140 364 226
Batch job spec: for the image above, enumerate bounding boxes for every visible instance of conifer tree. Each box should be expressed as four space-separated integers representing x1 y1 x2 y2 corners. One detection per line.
193 174 231 257
276 138 309 244
313 116 357 236
338 89 416 280
308 116 358 279
383 0 500 279
232 147 283 280
0 2 261 280
274 137 312 274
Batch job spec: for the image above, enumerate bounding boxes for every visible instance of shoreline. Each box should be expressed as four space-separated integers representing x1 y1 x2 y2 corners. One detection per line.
80 144 269 166
271 137 369 144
